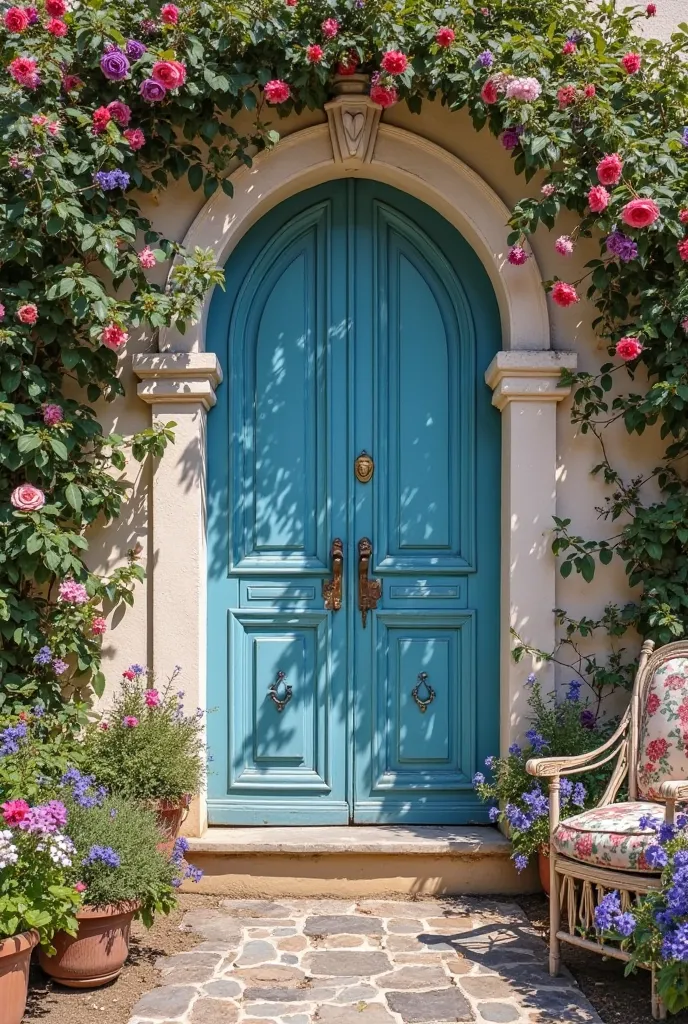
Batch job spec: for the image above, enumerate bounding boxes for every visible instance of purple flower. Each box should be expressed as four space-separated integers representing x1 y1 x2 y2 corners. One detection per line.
646 844 669 868
61 767 107 808
663 922 688 960
140 78 167 102
615 912 637 937
185 864 203 883
525 729 549 753
488 806 500 822
659 822 677 844
84 844 120 868
526 673 536 686
560 778 573 802
472 772 486 787
513 853 529 872
129 663 146 676
595 890 621 930
522 786 549 818
508 742 522 756
567 28 586 43
19 800 67 835
32 704 45 717
477 50 493 68
125 39 147 60
484 755 496 768
572 782 586 807
94 170 131 191
34 646 52 665
100 48 130 82
681 127 688 148
580 709 595 730
52 658 69 675
0 723 28 756
505 803 532 831
566 679 582 702
606 229 638 263
502 126 524 151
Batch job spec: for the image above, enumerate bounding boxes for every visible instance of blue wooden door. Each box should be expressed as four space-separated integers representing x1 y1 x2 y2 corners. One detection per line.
206 180 500 825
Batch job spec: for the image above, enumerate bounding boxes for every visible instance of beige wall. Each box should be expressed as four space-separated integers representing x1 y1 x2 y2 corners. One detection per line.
90 12 680 711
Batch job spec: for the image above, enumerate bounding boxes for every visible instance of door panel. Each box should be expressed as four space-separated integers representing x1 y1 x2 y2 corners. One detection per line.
206 179 500 826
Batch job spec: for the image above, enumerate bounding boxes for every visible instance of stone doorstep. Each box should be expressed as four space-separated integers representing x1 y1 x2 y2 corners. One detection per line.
185 825 511 857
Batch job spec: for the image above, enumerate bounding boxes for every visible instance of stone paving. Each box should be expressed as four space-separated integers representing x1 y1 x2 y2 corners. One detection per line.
128 898 602 1024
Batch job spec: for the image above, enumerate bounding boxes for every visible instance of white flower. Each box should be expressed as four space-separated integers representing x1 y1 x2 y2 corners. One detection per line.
0 832 19 869
48 833 75 868
505 76 542 102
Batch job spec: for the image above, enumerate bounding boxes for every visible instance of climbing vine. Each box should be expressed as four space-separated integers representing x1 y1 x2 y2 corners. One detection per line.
1 0 687 721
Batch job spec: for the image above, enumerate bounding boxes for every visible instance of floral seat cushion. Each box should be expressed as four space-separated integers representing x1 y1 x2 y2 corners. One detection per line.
637 655 688 800
553 802 663 872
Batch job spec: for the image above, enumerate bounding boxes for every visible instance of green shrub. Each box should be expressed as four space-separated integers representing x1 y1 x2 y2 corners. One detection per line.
0 709 85 803
84 666 205 803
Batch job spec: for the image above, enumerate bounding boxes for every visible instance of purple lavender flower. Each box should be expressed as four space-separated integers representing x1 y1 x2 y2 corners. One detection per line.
484 755 496 768
61 767 107 808
505 803 532 831
52 658 69 675
508 743 522 756
125 39 147 60
522 787 549 818
94 170 131 191
0 723 28 756
566 679 582 702
663 922 688 960
34 646 53 665
560 778 573 802
646 844 669 869
488 806 500 822
185 864 203 883
472 772 486 787
615 912 637 937
594 890 621 930
572 782 586 807
140 78 167 102
129 663 146 676
84 845 120 868
525 728 549 753
606 229 638 263
567 29 587 43
513 853 529 872
100 48 130 82
477 50 493 68
659 822 677 844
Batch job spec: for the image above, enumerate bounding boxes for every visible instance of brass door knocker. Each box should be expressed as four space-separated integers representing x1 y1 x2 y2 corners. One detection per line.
412 672 436 713
355 451 374 484
268 670 292 712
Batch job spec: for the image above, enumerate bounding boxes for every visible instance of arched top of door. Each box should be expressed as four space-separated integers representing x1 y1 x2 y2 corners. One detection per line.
159 121 550 354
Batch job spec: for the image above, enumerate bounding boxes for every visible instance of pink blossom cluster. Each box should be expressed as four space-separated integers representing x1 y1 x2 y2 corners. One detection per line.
58 579 89 605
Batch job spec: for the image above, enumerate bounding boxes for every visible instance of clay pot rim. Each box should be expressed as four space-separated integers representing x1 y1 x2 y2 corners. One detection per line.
0 929 39 956
76 901 141 920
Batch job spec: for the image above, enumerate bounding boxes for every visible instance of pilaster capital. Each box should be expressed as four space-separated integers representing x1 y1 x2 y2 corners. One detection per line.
325 74 382 166
485 350 577 411
133 352 223 411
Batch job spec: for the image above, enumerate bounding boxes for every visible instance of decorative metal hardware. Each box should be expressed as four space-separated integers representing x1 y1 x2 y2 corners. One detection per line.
322 538 344 611
268 670 293 712
354 450 374 484
358 537 381 628
412 672 436 713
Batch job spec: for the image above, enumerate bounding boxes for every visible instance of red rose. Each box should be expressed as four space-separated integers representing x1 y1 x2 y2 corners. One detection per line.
381 50 408 75
91 106 111 135
17 303 38 324
46 0 67 13
481 79 499 104
47 17 67 36
678 239 688 262
161 3 179 24
551 282 579 307
622 52 642 74
615 336 643 361
370 84 398 108
306 44 324 64
4 6 29 32
436 27 455 47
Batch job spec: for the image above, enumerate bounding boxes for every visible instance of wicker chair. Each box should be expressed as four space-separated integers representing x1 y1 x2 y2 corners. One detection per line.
527 639 688 1020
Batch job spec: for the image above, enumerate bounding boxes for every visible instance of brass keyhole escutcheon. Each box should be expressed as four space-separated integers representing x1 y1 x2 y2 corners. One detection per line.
268 671 293 713
412 672 436 713
355 451 374 484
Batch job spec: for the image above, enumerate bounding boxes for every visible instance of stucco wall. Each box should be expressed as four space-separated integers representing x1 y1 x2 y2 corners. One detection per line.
90 11 682 711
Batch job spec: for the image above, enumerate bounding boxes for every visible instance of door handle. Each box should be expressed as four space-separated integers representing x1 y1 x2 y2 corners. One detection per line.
358 538 382 628
322 538 344 611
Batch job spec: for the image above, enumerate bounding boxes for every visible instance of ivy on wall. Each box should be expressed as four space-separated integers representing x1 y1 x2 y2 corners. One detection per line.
1 0 686 720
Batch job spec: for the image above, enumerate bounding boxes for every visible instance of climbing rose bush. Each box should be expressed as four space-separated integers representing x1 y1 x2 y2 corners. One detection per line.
0 0 687 725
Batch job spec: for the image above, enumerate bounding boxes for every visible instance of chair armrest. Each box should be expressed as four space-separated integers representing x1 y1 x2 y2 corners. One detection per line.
526 712 629 778
659 781 688 800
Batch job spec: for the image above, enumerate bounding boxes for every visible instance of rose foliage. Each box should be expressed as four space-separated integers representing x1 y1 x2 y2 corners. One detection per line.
1 0 688 726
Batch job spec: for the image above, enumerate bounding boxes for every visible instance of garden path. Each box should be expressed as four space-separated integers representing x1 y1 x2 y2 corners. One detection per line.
127 897 601 1024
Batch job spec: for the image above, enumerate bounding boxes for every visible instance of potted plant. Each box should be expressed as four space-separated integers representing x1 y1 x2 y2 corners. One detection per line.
473 675 610 890
84 665 205 840
0 784 81 1024
38 779 180 988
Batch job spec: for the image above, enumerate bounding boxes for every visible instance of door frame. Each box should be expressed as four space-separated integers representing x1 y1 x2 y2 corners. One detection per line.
134 112 577 837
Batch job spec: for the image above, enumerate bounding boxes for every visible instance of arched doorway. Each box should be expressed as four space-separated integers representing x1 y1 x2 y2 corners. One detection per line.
205 179 501 825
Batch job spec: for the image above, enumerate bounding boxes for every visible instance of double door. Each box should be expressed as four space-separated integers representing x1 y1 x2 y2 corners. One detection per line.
206 180 500 824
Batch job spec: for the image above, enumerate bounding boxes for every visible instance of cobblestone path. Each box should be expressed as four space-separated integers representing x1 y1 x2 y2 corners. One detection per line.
129 898 602 1024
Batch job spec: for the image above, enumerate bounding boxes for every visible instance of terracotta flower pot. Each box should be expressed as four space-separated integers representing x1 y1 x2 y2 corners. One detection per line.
0 929 39 1024
39 903 139 989
153 794 190 840
538 845 551 896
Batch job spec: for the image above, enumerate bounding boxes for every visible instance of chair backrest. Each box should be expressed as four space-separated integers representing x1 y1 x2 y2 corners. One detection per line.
629 640 688 801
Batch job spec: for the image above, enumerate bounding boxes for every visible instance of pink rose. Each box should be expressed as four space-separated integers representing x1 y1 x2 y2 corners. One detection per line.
58 580 89 604
551 282 579 307
562 41 576 55
122 715 139 728
507 245 528 266
4 7 29 32
9 57 39 89
91 106 111 134
2 799 30 825
106 100 131 126
615 336 643 361
123 127 145 151
622 52 642 74
621 197 660 228
264 79 290 104
588 186 610 213
101 323 128 351
557 85 577 109
480 79 499 104
138 247 157 269
596 153 623 186
46 0 66 13
584 84 596 98
91 616 107 635
678 239 688 262
555 236 574 256
505 76 541 102
306 44 323 64
541 184 556 198
370 83 398 108
17 303 38 324
152 60 186 90
161 3 179 23
381 50 408 75
679 210 688 225
436 27 455 47
144 689 161 707
11 484 45 511
47 17 67 36
43 403 63 426
321 17 339 39
74 881 87 893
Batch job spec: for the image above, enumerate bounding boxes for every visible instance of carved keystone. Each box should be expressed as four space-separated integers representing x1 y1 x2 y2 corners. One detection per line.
325 75 382 166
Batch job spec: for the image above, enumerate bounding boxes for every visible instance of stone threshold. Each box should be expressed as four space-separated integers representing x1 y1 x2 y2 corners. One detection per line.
186 825 509 857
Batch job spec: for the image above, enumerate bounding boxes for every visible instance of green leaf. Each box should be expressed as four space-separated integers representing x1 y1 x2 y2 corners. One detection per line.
187 164 203 191
64 483 82 514
17 435 41 454
49 438 69 460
